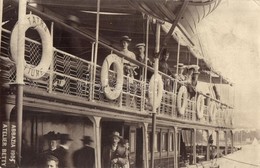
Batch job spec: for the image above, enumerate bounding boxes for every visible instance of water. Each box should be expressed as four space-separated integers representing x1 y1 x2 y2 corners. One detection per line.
216 143 260 168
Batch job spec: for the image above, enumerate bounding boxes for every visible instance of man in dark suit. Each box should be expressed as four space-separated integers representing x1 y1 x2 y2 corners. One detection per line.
54 134 73 168
73 136 95 168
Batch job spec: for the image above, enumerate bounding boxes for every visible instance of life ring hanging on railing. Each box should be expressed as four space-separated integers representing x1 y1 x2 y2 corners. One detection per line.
148 74 164 109
208 101 216 122
177 86 188 115
101 54 124 100
196 94 205 119
10 14 53 80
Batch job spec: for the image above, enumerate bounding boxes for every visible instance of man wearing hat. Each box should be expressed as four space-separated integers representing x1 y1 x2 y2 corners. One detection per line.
174 63 186 81
184 65 200 98
120 36 137 78
54 133 73 168
73 136 95 168
102 131 128 168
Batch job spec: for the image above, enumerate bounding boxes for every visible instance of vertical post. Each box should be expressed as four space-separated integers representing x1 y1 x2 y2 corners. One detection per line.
231 130 234 153
206 130 210 161
143 123 149 168
216 130 220 158
92 0 101 100
142 16 149 112
93 117 101 168
151 21 160 168
224 131 228 155
192 129 197 164
16 0 27 166
48 22 54 93
174 127 178 168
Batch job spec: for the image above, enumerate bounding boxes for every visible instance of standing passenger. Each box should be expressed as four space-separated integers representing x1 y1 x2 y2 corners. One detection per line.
120 36 137 78
102 131 128 168
54 134 73 168
73 136 95 168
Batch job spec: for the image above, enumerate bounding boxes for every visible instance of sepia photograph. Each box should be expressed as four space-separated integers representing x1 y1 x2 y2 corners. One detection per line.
0 0 259 167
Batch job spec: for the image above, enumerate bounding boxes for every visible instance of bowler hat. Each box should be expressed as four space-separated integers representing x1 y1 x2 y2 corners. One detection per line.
120 36 132 42
59 134 73 141
81 136 93 144
44 131 59 140
135 43 145 48
67 15 80 24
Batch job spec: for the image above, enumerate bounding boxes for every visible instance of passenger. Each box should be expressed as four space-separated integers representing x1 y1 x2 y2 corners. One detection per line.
54 134 73 168
39 131 60 167
173 63 186 81
184 65 199 99
120 36 137 78
73 136 95 168
119 139 130 168
135 43 153 80
159 49 174 91
102 131 128 168
45 155 59 168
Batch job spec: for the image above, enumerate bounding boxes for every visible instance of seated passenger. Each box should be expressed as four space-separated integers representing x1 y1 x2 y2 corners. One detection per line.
119 36 137 78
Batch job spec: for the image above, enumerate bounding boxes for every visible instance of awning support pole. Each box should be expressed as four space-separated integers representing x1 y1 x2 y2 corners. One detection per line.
92 0 101 100
0 0 3 51
16 0 27 166
151 21 161 168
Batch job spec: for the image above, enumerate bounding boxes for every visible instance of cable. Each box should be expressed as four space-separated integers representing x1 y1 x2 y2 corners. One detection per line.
222 155 260 167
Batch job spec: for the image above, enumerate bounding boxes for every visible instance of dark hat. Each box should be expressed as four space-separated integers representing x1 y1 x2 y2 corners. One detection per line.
110 131 122 139
81 136 93 144
120 36 132 42
44 131 59 140
59 134 73 141
135 43 145 48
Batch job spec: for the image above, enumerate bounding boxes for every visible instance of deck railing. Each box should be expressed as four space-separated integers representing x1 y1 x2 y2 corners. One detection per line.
0 28 233 128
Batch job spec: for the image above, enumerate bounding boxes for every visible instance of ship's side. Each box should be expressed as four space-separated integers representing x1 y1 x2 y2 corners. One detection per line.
0 0 235 168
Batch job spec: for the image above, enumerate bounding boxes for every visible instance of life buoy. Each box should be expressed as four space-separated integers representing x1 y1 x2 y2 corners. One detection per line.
101 54 123 100
148 74 164 109
10 14 53 79
177 86 188 115
208 101 216 122
196 94 205 119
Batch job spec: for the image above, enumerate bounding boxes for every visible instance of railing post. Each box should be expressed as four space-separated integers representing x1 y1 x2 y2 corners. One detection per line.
231 130 234 153
174 127 178 168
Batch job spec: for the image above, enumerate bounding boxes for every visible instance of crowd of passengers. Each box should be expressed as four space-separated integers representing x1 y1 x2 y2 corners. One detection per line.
23 131 130 168
119 35 200 98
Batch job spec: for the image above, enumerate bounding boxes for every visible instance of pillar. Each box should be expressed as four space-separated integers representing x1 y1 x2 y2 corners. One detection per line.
91 116 101 168
174 127 178 168
143 122 149 168
192 129 196 164
206 130 210 161
231 130 234 153
224 131 228 155
216 130 220 158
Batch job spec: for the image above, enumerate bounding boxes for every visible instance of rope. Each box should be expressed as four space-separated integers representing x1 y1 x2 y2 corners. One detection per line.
222 156 260 167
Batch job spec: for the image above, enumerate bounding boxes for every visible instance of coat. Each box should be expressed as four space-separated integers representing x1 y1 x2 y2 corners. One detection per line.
73 146 95 168
54 146 71 168
102 145 128 168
